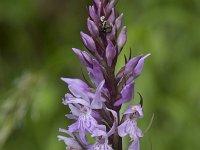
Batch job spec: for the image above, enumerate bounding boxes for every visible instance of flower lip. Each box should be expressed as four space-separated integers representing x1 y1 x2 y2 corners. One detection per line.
97 136 106 144
91 129 107 137
122 104 144 118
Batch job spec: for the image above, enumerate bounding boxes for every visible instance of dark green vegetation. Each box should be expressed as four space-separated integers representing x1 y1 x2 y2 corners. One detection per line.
0 0 200 150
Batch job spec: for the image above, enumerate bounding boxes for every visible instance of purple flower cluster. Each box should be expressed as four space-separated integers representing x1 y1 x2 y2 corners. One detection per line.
58 0 150 149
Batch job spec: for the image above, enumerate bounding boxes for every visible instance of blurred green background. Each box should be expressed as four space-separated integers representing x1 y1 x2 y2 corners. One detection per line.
0 0 200 150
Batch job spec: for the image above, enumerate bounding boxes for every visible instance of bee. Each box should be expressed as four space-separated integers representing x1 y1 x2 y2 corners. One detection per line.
100 16 113 33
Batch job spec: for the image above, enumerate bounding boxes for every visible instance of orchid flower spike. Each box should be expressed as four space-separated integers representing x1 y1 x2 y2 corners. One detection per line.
58 0 150 149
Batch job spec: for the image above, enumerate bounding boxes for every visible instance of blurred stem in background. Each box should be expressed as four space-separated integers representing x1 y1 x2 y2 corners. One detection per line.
0 72 45 149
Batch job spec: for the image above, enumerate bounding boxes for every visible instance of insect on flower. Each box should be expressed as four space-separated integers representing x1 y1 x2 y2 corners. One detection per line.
100 16 113 33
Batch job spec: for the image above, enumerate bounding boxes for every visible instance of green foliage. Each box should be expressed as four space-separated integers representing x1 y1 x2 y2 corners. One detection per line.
0 0 200 150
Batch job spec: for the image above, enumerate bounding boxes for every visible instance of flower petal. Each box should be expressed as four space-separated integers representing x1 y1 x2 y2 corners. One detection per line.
123 104 144 118
61 78 90 101
118 120 129 137
105 0 115 14
68 104 82 116
65 114 78 120
128 138 140 150
125 55 143 75
108 8 115 24
136 128 144 138
61 78 89 89
106 108 118 137
91 128 107 137
88 59 104 86
87 18 99 36
68 122 79 133
57 136 82 149
80 32 96 52
106 40 116 67
114 81 134 106
117 26 127 53
72 48 93 68
79 124 87 142
117 54 150 80
68 85 90 101
89 6 99 23
66 97 90 107
91 80 105 109
133 53 151 78
115 13 123 30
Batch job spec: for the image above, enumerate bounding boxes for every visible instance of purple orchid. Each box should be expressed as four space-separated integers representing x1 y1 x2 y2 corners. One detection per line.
58 128 83 150
58 0 150 149
62 79 105 142
89 127 113 150
118 104 144 150
89 108 117 150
